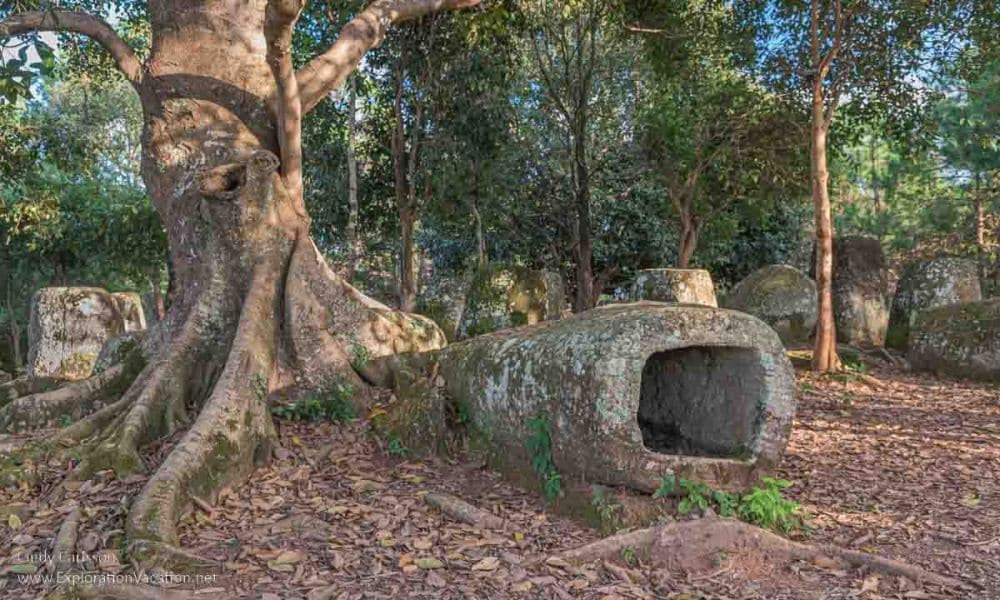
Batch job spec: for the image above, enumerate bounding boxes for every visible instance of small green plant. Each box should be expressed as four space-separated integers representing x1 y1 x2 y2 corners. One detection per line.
386 434 411 457
737 477 802 532
712 490 739 517
652 473 676 499
57 414 73 428
842 357 869 374
677 479 711 515
251 373 268 401
455 398 471 425
271 377 357 422
621 545 637 566
350 342 371 370
526 415 561 502
798 380 815 392
591 486 622 530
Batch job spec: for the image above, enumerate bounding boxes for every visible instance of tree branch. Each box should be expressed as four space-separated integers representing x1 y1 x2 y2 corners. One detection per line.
0 10 144 88
296 0 480 114
265 0 307 216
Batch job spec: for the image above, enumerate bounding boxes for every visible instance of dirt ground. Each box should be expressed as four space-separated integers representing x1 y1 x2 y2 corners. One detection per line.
0 363 997 599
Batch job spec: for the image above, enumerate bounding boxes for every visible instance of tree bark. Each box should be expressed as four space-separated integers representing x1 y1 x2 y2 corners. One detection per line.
392 63 419 312
346 75 362 280
678 208 698 269
5 275 21 370
470 191 487 269
811 104 838 372
975 171 986 283
148 267 166 321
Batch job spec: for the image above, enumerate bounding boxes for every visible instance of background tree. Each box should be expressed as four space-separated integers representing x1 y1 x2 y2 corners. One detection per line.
754 0 964 371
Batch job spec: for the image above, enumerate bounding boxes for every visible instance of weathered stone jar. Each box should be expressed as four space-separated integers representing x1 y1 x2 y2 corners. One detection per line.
723 265 817 345
887 256 982 350
909 299 1000 381
27 287 147 382
629 269 719 307
812 237 890 346
436 303 796 491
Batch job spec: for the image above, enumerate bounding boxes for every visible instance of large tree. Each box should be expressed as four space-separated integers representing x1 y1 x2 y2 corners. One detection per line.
0 0 477 567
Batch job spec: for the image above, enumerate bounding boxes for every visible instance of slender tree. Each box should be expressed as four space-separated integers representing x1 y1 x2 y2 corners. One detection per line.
755 0 964 371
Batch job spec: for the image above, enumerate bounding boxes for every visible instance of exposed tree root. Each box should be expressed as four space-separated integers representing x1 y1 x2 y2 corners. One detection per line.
125 263 279 556
0 375 30 405
53 505 82 576
0 362 139 433
283 237 446 406
16 152 450 584
543 517 971 591
424 492 507 530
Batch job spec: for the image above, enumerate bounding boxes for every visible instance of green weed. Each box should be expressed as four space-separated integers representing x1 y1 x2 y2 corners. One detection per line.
526 415 562 502
271 377 357 422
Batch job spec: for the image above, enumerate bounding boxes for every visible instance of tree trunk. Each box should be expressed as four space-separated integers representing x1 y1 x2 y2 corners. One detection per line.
346 75 361 280
975 171 986 283
392 63 417 312
573 119 595 312
678 208 698 269
399 205 417 312
148 267 166 321
811 84 839 372
471 172 487 269
6 275 20 370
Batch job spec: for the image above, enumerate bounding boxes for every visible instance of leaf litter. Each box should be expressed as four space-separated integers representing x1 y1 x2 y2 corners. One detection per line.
0 362 995 599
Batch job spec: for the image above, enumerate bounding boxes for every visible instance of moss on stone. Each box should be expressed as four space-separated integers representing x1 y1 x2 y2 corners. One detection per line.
909 299 1000 381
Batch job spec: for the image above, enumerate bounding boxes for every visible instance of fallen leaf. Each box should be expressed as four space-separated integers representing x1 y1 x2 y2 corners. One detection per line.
471 556 500 571
415 558 445 570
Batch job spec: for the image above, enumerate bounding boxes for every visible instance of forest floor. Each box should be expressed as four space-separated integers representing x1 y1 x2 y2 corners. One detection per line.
0 361 997 599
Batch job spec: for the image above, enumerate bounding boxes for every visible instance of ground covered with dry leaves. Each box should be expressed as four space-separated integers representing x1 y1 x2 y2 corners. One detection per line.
0 361 997 599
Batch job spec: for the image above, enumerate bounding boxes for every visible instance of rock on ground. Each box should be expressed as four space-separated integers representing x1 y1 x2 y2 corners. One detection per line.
723 265 817 345
908 298 1000 381
457 266 565 339
111 292 148 332
416 276 468 342
425 303 795 493
629 268 718 307
886 256 981 350
26 287 147 382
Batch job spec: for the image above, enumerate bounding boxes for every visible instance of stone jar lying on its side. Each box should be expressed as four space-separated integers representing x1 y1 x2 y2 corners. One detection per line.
434 302 796 492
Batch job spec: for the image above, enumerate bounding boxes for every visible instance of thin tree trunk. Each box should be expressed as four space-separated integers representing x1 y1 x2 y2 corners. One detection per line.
399 206 417 312
346 75 361 280
391 64 415 311
871 134 880 214
6 275 20 370
811 84 839 372
573 119 595 312
975 171 986 283
678 206 698 269
471 172 486 269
